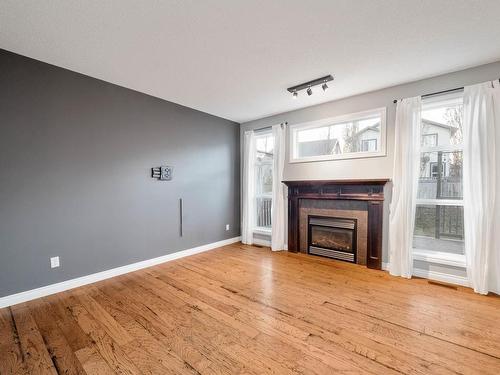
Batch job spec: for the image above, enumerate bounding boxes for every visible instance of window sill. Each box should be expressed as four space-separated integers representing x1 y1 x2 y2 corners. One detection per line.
254 227 271 236
413 248 466 268
289 150 386 164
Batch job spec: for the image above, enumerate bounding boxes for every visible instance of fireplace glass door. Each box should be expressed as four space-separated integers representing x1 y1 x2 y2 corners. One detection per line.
308 216 357 262
310 226 354 252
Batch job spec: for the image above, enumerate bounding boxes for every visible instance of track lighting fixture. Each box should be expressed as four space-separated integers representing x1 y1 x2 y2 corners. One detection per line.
287 75 333 99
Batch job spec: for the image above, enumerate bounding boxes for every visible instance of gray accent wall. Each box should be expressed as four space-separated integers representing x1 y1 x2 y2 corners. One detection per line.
0 49 240 298
241 60 500 269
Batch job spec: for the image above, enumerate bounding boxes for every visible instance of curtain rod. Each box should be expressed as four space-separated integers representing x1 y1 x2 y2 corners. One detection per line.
253 122 288 133
392 78 500 104
393 87 463 104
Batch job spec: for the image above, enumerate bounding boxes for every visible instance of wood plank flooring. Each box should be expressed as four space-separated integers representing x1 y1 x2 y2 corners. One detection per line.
1 243 499 374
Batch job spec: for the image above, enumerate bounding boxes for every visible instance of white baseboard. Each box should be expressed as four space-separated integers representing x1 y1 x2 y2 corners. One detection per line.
0 236 241 309
382 262 469 287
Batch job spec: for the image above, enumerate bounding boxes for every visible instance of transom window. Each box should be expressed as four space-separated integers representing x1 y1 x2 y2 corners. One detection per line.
289 108 386 162
413 92 464 261
421 133 438 147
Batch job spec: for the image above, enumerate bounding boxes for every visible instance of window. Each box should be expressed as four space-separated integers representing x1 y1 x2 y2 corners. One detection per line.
289 107 386 162
413 92 464 261
429 162 446 179
360 139 377 152
421 133 438 147
254 132 273 231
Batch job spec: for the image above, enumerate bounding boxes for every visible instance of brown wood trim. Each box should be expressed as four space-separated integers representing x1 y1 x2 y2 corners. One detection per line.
290 194 384 201
367 201 383 269
283 179 390 186
288 196 299 253
285 180 387 201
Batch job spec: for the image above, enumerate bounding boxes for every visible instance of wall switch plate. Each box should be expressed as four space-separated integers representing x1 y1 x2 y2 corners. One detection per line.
50 256 60 268
225 224 230 231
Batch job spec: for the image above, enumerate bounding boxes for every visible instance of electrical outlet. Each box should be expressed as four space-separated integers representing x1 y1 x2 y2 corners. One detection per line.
225 224 230 231
50 256 60 268
160 166 173 180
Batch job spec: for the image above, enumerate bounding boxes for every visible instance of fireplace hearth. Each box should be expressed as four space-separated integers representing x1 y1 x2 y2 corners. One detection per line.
308 216 357 262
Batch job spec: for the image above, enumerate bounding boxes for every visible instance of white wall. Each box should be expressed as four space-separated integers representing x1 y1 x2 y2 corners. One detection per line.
240 60 500 276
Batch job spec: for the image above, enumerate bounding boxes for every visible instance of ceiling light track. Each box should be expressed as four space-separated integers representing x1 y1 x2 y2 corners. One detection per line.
287 75 333 99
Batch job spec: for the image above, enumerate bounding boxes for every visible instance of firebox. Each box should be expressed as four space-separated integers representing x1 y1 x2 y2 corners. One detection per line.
308 216 357 263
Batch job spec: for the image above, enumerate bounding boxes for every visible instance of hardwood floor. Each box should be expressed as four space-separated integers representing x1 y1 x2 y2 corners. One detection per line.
1 243 499 374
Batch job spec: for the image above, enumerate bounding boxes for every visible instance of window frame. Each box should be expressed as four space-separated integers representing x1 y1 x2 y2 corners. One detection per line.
289 107 387 163
429 161 446 179
413 91 465 265
421 133 438 147
254 130 273 233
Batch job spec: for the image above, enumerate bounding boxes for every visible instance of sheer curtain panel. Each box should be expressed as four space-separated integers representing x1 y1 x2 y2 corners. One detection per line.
271 123 286 251
242 131 256 245
388 97 422 278
463 81 499 295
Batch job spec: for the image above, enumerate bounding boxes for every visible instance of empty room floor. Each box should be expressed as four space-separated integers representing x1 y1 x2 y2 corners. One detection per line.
1 244 499 374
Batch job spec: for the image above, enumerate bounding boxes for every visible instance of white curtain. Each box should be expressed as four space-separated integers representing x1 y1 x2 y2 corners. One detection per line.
463 81 499 295
271 123 286 251
242 130 256 245
388 97 422 278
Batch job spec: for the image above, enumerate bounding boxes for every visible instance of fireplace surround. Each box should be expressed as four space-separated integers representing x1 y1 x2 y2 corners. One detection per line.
283 179 389 270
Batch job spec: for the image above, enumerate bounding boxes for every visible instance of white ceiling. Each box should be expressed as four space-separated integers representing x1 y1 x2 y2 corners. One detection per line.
1 1 500 123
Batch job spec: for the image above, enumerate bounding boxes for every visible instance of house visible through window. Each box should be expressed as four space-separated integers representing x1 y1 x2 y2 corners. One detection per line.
254 132 273 232
290 108 386 162
413 92 464 261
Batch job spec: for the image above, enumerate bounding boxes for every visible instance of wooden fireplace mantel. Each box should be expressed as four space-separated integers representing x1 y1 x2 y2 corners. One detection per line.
283 179 390 270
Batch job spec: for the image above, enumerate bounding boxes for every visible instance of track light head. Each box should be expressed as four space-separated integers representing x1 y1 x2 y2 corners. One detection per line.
292 90 298 99
307 87 313 96
322 82 328 92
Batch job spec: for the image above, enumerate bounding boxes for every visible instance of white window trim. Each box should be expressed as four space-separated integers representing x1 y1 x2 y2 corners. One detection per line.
289 107 387 163
413 248 466 268
420 144 463 153
416 199 463 206
421 133 438 147
253 227 271 236
422 90 463 109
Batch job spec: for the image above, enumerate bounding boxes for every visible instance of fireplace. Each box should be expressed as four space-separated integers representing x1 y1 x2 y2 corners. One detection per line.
308 216 357 262
283 179 389 270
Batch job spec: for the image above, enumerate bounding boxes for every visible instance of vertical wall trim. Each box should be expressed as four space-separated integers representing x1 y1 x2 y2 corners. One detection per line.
179 198 184 237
